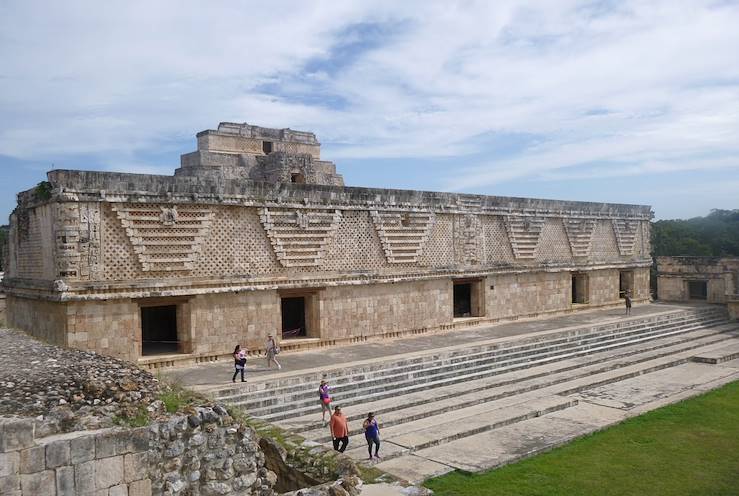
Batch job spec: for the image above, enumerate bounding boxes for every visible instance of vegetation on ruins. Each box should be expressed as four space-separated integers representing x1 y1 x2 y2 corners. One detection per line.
424 380 739 496
652 209 739 257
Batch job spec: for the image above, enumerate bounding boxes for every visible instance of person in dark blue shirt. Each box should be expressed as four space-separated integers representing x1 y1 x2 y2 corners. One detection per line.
363 412 381 460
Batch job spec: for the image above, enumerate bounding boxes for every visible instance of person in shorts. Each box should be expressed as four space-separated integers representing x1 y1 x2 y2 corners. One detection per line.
266 334 282 370
318 379 332 424
363 412 381 460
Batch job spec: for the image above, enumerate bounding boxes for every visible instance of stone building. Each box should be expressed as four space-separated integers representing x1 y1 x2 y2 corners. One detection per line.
2 122 653 366
656 256 739 318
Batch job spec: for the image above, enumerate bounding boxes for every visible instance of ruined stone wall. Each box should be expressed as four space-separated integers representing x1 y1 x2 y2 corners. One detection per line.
656 257 739 303
0 292 6 326
7 296 68 347
0 406 276 496
8 204 56 280
588 269 620 305
66 300 142 362
319 279 451 338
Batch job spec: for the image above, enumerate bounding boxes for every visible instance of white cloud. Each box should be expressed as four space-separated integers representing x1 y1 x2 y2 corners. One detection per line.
0 0 738 207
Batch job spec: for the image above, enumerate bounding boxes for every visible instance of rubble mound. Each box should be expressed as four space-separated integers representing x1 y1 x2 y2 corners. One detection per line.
0 327 159 432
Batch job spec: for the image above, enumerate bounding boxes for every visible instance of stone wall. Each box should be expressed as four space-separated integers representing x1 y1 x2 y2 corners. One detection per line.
7 296 68 347
0 406 277 496
656 257 739 303
486 272 570 319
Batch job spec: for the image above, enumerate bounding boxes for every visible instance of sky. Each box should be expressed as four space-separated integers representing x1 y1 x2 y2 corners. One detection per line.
1 1 738 223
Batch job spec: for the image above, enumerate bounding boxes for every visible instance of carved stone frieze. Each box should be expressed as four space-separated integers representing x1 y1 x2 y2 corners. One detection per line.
371 210 435 264
454 214 482 265
504 216 546 260
259 208 342 267
563 218 596 258
111 203 214 272
612 219 639 256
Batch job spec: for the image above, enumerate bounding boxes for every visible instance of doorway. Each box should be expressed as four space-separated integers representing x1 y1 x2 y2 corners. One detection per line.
281 297 306 339
619 270 634 298
141 305 178 355
688 280 708 300
572 273 589 304
262 141 273 154
453 283 472 318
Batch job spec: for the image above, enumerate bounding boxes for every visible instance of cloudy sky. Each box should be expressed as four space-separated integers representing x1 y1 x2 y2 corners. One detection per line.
1 1 738 222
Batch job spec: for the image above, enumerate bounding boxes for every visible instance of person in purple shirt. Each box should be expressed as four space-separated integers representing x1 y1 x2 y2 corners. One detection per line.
363 412 381 460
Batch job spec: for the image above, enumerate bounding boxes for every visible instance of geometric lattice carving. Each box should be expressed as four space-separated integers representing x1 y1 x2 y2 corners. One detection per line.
371 210 435 264
612 219 639 256
504 216 546 260
111 204 214 272
259 208 342 267
563 218 596 258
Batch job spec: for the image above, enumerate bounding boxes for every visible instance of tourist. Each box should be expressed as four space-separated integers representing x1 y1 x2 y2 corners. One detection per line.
232 345 247 383
266 334 282 370
329 405 349 453
363 412 381 460
319 379 332 424
625 291 632 316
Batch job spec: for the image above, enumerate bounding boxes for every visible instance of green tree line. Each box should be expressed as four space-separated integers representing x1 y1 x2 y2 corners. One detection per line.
652 209 739 257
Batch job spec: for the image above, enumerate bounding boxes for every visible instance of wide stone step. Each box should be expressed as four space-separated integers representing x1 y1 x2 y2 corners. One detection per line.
691 342 739 364
232 319 732 417
218 312 725 406
286 326 737 437
211 309 726 400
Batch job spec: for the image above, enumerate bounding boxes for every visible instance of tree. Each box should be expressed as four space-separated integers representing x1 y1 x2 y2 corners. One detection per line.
652 209 739 257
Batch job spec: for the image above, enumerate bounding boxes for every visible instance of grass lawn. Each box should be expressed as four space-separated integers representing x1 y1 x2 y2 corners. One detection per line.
424 380 739 496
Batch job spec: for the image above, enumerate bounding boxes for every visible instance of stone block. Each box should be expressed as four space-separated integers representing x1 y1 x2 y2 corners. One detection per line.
95 431 118 459
0 452 19 477
124 451 149 483
128 478 152 496
70 433 95 464
55 466 75 496
0 419 35 452
20 469 56 496
75 459 96 494
19 445 45 474
94 456 124 489
46 439 71 469
0 474 20 495
109 483 129 496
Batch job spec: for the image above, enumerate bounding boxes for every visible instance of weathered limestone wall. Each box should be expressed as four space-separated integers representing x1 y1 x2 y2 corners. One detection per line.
189 291 281 356
66 300 141 362
0 406 276 496
319 279 451 338
588 269 619 305
7 296 68 347
656 257 739 303
0 292 6 326
486 272 570 319
7 203 56 280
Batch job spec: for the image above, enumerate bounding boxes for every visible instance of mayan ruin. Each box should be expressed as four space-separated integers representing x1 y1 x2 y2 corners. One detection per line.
2 122 653 366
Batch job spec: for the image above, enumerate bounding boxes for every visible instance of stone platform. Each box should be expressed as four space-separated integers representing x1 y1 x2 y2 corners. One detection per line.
171 303 739 483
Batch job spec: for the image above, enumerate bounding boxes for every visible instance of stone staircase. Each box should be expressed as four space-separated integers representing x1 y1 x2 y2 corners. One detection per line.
210 306 739 481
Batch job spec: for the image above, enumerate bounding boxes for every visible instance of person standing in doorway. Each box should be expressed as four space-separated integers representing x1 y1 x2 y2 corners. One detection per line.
625 291 632 316
318 379 332 425
266 334 282 370
232 345 247 383
330 406 349 453
363 412 381 460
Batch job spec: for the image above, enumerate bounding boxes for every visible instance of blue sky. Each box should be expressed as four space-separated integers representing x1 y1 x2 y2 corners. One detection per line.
1 1 738 223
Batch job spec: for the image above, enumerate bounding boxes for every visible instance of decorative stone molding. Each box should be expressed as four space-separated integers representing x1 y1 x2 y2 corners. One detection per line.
259 208 342 267
111 203 214 272
371 210 435 264
454 214 482 265
612 219 639 256
563 218 596 258
504 216 546 260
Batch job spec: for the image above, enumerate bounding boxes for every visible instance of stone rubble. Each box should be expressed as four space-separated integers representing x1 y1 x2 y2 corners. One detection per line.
0 328 159 432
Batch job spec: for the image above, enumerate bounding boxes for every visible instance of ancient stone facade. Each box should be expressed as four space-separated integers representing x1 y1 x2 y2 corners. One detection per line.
2 123 653 364
656 256 739 319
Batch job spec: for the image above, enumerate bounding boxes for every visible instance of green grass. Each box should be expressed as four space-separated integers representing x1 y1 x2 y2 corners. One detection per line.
424 380 739 496
158 380 200 413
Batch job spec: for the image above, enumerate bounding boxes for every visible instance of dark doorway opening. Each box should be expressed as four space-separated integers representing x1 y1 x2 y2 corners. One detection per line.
290 173 305 184
572 273 588 304
262 141 273 154
281 297 306 339
688 280 708 300
141 305 178 355
619 270 634 298
454 283 472 318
